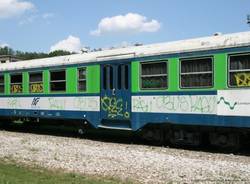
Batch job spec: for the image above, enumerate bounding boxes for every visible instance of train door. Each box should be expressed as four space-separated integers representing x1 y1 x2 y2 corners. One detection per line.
100 63 131 129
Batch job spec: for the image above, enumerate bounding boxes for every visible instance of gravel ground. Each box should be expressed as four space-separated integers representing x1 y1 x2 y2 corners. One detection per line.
0 130 249 184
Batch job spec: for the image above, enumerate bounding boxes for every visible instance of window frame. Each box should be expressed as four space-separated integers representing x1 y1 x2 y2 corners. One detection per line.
140 60 168 90
117 64 129 90
77 67 87 92
179 56 214 89
10 73 23 94
0 75 4 94
29 71 44 94
102 65 114 90
228 52 250 88
49 69 66 93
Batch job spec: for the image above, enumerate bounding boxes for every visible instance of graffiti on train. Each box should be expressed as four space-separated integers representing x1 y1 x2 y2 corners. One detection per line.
7 98 21 109
101 95 130 119
234 73 250 87
73 97 99 111
48 97 65 110
132 95 217 114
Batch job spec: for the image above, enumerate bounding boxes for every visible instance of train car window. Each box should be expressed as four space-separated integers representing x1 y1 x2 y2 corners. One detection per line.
10 73 22 93
140 61 167 89
117 65 129 90
78 68 86 92
109 66 113 89
0 75 4 93
103 66 107 90
118 65 122 90
229 53 250 87
124 65 129 90
180 57 213 88
29 72 43 93
50 70 66 92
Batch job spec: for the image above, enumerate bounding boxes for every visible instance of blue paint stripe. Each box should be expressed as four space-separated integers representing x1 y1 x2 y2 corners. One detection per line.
0 93 100 98
132 112 250 130
0 91 217 97
1 108 250 130
0 109 100 128
132 90 217 96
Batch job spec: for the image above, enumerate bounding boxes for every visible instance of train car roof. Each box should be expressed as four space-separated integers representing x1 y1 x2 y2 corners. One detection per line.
1 31 250 72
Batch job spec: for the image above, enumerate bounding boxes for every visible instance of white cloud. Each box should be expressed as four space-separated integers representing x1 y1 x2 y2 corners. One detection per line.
0 0 34 19
18 14 36 25
0 43 9 48
19 13 55 25
50 35 83 53
42 13 54 19
90 13 161 36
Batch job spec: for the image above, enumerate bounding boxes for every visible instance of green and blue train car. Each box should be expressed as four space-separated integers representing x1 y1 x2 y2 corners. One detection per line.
1 31 250 148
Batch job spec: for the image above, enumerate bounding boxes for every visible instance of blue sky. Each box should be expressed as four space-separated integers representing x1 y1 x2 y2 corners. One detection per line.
0 0 249 53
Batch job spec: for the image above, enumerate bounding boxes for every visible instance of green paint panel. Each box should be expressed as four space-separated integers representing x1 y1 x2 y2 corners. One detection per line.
23 72 29 94
168 58 179 91
43 70 50 94
87 65 100 93
4 73 10 95
66 67 77 93
131 61 140 93
214 53 227 89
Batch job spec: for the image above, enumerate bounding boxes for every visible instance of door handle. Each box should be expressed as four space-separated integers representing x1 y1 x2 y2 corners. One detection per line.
112 88 116 95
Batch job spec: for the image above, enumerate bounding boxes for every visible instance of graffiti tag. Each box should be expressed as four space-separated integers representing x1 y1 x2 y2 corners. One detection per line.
133 95 217 114
234 73 250 87
48 97 65 110
101 95 130 118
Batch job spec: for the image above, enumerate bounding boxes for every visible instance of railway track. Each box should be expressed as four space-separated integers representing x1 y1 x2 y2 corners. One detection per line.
1 122 250 155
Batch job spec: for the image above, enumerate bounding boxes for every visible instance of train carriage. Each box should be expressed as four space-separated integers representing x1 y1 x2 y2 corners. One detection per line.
1 31 250 148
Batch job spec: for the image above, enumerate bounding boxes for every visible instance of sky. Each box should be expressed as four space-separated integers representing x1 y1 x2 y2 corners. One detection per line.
0 0 250 53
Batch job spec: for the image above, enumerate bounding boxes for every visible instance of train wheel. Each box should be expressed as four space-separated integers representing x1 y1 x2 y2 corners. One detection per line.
0 119 12 129
209 132 240 152
169 128 201 147
140 126 165 145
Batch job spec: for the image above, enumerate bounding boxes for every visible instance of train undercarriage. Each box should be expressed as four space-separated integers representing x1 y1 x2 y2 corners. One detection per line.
139 123 247 151
0 116 248 152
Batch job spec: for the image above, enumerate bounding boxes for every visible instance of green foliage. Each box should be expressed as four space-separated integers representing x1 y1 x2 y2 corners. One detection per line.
48 50 73 57
0 46 14 56
0 160 132 184
0 46 74 60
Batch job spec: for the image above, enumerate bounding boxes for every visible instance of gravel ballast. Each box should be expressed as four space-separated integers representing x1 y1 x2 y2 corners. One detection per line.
0 130 249 183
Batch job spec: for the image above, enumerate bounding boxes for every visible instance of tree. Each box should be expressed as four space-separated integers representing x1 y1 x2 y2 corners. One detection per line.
0 46 14 55
0 46 74 60
48 50 73 57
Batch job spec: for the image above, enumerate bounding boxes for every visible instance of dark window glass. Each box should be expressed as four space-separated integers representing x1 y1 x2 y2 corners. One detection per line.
78 68 86 91
50 70 66 92
124 65 129 90
103 66 107 90
180 58 213 88
10 74 22 93
11 74 22 83
229 54 250 87
118 65 122 90
29 72 43 93
51 71 65 81
109 66 113 89
0 75 4 93
141 61 167 89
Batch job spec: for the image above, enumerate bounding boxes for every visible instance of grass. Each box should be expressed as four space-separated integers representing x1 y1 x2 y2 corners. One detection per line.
0 160 133 184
